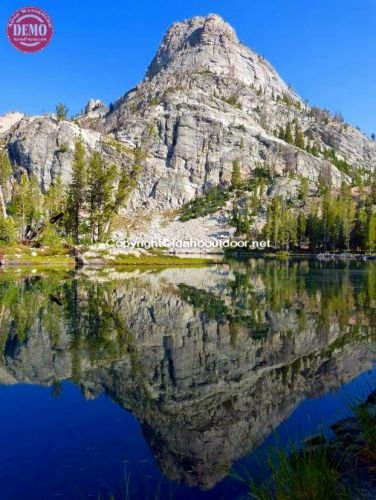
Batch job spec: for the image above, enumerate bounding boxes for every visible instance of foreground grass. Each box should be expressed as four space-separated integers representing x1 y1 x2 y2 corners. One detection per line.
0 244 216 267
353 400 376 472
108 254 217 266
0 244 73 265
243 446 350 500
235 390 376 500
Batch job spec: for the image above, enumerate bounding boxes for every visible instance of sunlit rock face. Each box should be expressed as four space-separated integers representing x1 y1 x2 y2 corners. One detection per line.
5 116 101 189
100 14 375 211
2 15 376 211
0 261 375 488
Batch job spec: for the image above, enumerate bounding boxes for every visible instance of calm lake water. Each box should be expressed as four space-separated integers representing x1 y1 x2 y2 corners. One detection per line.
0 258 375 499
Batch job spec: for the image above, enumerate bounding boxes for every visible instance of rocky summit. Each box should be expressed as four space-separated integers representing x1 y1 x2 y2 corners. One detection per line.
1 14 375 236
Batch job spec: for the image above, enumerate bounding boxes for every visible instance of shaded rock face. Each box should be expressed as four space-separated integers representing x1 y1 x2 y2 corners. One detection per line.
0 261 375 489
2 14 375 212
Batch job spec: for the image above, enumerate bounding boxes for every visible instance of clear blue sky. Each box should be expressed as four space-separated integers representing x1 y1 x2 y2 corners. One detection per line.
1 0 375 134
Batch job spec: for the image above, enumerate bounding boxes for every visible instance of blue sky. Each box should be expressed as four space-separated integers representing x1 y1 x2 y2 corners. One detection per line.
1 0 375 134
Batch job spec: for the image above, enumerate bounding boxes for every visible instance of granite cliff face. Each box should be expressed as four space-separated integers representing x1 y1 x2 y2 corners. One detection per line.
1 14 375 214
0 262 375 489
98 14 375 210
4 115 101 189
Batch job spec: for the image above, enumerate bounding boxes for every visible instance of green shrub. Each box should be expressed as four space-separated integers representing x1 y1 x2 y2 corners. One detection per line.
234 124 247 132
180 186 230 221
221 96 242 109
0 216 17 244
276 94 301 109
38 225 65 254
323 149 353 176
254 165 272 181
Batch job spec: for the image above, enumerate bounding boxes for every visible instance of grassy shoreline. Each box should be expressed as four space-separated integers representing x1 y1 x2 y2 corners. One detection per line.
0 249 219 268
2 244 375 268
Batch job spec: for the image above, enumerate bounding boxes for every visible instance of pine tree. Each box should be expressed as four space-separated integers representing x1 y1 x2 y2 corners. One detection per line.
259 178 266 200
311 143 319 157
286 210 298 249
44 175 65 218
0 152 11 186
56 103 69 121
244 202 251 240
321 190 332 251
297 211 307 247
231 159 242 190
307 203 323 251
13 174 27 235
371 170 376 204
366 213 376 253
0 180 6 220
279 200 288 249
264 202 274 245
0 153 11 219
352 206 368 251
339 183 356 251
299 178 309 204
66 138 87 243
87 152 118 242
295 124 305 149
232 196 240 233
12 173 42 240
265 197 283 248
285 123 294 144
98 139 149 238
29 174 43 222
111 143 145 216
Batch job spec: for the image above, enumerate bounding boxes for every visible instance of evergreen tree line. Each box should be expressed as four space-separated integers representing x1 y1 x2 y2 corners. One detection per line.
0 138 144 246
229 153 376 254
242 182 376 253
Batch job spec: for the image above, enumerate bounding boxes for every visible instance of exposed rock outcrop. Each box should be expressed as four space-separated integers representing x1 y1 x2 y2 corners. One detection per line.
0 111 24 136
5 115 101 188
84 98 107 115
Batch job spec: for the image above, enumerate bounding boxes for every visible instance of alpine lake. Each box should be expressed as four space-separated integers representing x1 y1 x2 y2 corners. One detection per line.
0 257 375 499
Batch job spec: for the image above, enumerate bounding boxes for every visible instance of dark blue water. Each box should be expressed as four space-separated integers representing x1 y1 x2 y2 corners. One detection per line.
233 365 376 483
0 366 375 499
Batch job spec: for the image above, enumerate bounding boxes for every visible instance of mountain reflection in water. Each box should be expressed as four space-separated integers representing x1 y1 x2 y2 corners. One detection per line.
0 259 375 497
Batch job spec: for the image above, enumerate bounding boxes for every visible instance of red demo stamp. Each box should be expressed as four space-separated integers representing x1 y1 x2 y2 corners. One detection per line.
7 6 53 53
